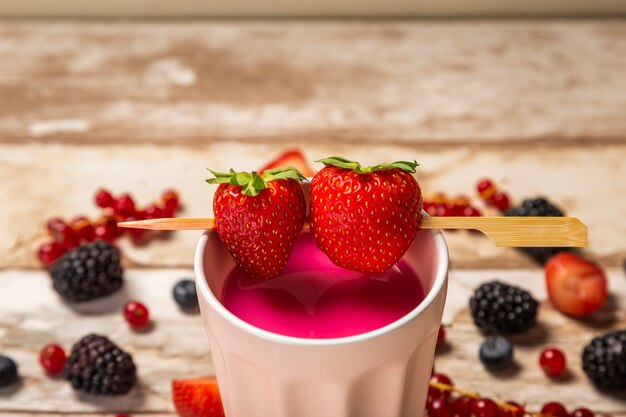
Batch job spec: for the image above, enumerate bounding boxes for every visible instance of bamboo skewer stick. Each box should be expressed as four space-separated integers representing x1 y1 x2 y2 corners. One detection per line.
118 217 587 248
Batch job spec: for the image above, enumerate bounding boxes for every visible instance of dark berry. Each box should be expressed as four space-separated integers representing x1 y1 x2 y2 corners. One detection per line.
65 334 136 395
541 402 568 417
504 197 569 264
95 189 115 208
39 343 66 375
0 355 18 387
582 329 626 390
540 348 567 378
173 279 198 310
471 398 499 417
469 281 538 334
479 336 513 370
50 240 124 302
123 301 150 328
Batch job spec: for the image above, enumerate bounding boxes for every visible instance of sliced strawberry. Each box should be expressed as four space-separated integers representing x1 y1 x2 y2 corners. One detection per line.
207 166 307 280
259 149 314 178
172 377 225 417
545 252 607 317
309 157 421 273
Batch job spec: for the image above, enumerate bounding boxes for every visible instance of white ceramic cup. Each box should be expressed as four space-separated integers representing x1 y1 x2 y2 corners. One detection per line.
194 222 448 417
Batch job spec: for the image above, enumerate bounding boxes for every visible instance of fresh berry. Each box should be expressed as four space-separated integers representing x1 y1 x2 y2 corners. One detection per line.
70 216 95 243
479 336 514 370
162 189 179 217
94 217 120 242
435 203 452 217
114 194 136 216
477 179 496 200
259 149 314 178
123 301 150 328
428 373 453 399
545 253 607 317
173 279 198 310
463 206 481 217
39 343 66 375
469 281 538 334
436 326 446 350
144 204 163 219
571 408 594 417
490 191 510 211
309 157 421 273
207 167 307 280
452 396 474 417
432 193 448 204
582 329 626 390
504 197 569 264
423 201 437 216
95 188 115 208
540 348 567 378
471 398 499 417
50 240 124 302
47 218 80 249
65 334 136 395
37 241 66 266
541 402 568 417
125 211 147 241
500 402 524 417
172 377 225 417
429 398 453 417
0 355 18 387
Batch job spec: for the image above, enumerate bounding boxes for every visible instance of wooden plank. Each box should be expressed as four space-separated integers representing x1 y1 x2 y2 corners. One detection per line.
0 268 624 413
0 21 625 145
2 142 625 269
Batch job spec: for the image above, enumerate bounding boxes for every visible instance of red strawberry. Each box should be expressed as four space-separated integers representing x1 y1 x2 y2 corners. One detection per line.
207 167 307 280
172 377 225 417
259 149 314 178
309 157 422 273
545 252 607 317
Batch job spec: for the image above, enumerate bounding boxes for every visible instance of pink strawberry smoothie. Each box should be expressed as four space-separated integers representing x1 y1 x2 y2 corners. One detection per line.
221 233 424 339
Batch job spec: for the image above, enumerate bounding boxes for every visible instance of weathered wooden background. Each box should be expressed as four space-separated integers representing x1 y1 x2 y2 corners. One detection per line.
0 20 625 416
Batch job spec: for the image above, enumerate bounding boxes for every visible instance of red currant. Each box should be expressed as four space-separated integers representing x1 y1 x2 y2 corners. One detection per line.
432 193 448 204
541 402 568 417
46 218 79 249
162 189 179 216
95 188 114 208
423 201 437 217
143 204 163 219
571 408 594 417
429 398 453 417
499 402 524 417
123 301 150 328
70 216 95 242
471 398 499 417
37 242 66 265
477 179 496 199
539 348 567 377
114 194 136 216
435 203 452 217
39 343 66 375
490 191 511 211
428 373 453 399
436 326 446 350
116 414 130 417
452 396 475 417
462 206 481 217
94 222 117 242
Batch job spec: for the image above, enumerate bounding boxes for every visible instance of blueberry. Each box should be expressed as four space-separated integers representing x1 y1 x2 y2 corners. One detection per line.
173 279 198 310
479 336 513 370
0 355 18 387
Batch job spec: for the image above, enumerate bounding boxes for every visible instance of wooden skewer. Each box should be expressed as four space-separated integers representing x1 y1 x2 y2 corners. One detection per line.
118 216 587 248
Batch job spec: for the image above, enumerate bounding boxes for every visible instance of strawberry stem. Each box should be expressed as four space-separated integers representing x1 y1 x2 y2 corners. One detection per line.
206 166 306 197
317 156 418 174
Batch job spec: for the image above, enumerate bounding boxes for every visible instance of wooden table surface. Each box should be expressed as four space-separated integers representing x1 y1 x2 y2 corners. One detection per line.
0 19 625 416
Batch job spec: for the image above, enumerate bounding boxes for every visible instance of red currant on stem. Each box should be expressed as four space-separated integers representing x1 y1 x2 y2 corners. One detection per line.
463 206 481 217
143 204 163 219
70 216 95 243
123 301 150 328
500 401 524 417
490 191 511 212
452 396 475 417
37 241 66 265
114 193 136 216
571 408 594 417
46 218 79 249
471 398 499 417
39 343 66 375
93 217 120 242
541 402 568 417
95 188 114 208
162 189 179 216
423 201 436 217
476 179 496 200
539 348 567 378
429 398 453 417
428 373 453 399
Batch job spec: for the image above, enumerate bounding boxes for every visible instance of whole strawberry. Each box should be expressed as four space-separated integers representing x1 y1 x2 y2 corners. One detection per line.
309 157 421 273
207 167 306 280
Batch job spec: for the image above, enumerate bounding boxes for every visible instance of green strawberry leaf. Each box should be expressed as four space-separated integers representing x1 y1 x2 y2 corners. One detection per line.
316 156 419 174
206 166 305 197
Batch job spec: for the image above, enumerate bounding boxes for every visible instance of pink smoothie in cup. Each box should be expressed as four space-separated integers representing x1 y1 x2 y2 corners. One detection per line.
221 232 425 339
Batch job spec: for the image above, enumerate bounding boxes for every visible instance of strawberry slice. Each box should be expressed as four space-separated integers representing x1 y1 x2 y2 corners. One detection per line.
259 149 314 178
545 252 608 317
172 377 225 417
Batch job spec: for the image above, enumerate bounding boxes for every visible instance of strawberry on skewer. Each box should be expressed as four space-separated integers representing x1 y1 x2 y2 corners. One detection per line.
206 166 307 280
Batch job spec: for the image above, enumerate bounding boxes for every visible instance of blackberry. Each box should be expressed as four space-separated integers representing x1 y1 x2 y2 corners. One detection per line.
50 240 123 302
65 334 136 395
504 197 570 265
582 329 626 390
469 281 538 334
